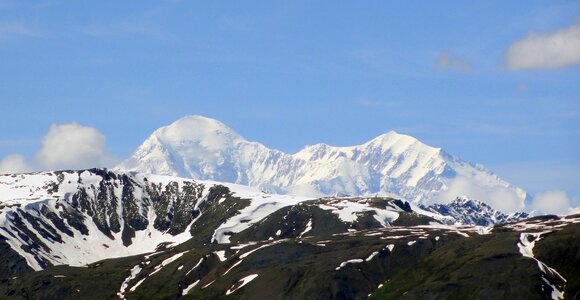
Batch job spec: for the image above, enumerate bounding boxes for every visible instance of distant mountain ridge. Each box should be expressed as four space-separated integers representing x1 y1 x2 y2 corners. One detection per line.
117 115 528 212
424 196 530 226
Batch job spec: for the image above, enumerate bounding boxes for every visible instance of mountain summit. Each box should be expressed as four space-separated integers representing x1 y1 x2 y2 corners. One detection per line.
117 115 527 212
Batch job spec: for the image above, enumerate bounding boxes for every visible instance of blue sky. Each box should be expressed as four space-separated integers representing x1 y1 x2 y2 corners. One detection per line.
0 1 579 206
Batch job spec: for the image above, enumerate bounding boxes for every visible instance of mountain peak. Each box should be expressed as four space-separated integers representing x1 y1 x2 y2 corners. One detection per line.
366 130 441 155
117 115 526 210
378 129 401 137
154 115 244 149
451 196 492 210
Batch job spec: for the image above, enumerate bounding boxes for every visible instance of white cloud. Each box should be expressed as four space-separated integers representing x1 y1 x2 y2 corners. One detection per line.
0 154 31 174
438 177 580 215
531 190 573 215
437 176 525 213
0 123 115 174
504 24 580 70
35 123 115 170
436 51 471 71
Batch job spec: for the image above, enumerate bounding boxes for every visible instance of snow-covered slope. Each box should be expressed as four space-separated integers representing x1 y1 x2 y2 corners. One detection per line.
117 116 527 211
1 168 460 272
0 169 311 270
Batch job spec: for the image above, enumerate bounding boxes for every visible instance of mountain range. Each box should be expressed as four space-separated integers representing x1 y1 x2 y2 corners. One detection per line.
1 115 577 299
0 168 577 299
117 115 528 212
0 168 516 273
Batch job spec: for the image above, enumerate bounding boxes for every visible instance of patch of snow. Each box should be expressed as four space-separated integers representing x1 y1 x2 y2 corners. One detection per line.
239 241 283 259
518 232 566 299
365 251 379 262
211 192 311 243
299 219 313 238
223 259 244 275
148 251 188 277
318 199 399 226
230 242 257 251
336 259 364 270
129 277 147 293
214 250 227 262
225 274 259 295
202 280 215 289
117 264 143 299
186 257 204 276
182 280 200 295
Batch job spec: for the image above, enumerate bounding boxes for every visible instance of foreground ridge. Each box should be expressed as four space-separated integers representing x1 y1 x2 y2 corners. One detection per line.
0 168 577 299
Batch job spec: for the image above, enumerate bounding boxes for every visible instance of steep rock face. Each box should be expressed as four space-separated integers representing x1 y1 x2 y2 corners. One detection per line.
424 197 530 226
117 115 528 210
0 169 229 270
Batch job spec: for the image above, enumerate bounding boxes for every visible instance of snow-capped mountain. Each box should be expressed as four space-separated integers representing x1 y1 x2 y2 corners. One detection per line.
117 115 528 211
424 196 530 226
